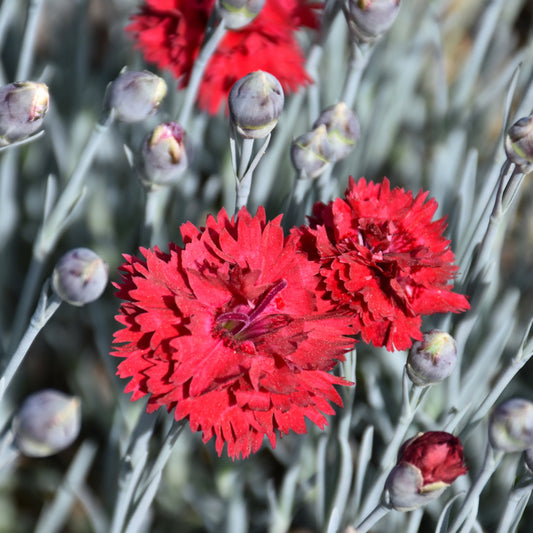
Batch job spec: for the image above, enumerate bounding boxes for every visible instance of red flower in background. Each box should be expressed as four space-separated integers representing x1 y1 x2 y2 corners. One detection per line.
126 0 321 114
398 431 468 487
113 207 354 459
293 177 470 351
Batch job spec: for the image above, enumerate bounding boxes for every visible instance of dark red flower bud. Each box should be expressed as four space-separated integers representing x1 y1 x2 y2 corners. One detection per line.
216 0 265 29
348 0 401 44
140 122 188 187
0 81 49 146
385 431 468 511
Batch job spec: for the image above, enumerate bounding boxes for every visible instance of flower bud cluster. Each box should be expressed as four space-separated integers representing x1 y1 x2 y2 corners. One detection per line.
0 81 49 146
385 431 468 511
291 102 360 179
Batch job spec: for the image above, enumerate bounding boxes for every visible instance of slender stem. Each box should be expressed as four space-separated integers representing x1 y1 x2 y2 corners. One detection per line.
8 112 114 351
0 281 61 404
16 0 46 80
34 441 98 533
143 186 171 247
109 409 158 533
358 374 426 520
448 443 503 533
341 41 373 108
178 22 227 127
353 503 390 533
496 479 533 533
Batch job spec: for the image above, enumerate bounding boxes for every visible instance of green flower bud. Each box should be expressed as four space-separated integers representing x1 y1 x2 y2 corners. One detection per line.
140 122 188 187
216 0 265 29
107 70 167 123
229 71 284 139
0 81 49 146
52 248 108 306
312 102 360 161
504 115 533 174
290 125 333 179
348 0 401 44
489 398 533 453
406 330 457 386
13 389 81 458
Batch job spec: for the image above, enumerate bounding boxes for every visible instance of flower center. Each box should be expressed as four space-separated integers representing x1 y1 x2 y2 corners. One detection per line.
215 279 288 341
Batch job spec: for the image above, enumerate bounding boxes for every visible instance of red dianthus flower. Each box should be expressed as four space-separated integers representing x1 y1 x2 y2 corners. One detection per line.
112 207 354 459
293 177 470 351
126 0 321 115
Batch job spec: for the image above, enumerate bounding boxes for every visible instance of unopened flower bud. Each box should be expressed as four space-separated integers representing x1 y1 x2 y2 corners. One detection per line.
52 248 108 306
217 0 265 29
348 0 401 44
140 122 188 187
291 125 334 179
504 115 533 174
229 71 284 139
107 70 167 123
312 102 360 161
406 330 457 386
489 398 533 453
385 431 468 511
0 81 49 146
13 389 81 458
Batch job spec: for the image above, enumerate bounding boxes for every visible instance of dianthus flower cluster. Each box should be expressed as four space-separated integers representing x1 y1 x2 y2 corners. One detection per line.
126 0 320 114
113 178 469 458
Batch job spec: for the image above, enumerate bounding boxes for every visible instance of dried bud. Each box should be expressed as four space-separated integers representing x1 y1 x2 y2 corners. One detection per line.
385 431 468 511
406 330 457 386
312 102 360 161
140 122 188 187
229 71 284 139
13 389 81 458
291 125 334 179
52 248 108 306
489 398 533 453
504 115 533 174
0 81 49 146
107 70 167 123
217 0 265 29
348 0 401 44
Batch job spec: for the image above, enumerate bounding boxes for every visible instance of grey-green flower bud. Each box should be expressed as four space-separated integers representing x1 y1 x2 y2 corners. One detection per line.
216 0 265 29
0 81 49 146
312 102 360 161
229 71 284 139
406 330 457 386
52 248 108 306
13 389 81 458
140 122 188 187
107 70 167 123
489 398 533 453
504 115 533 174
348 0 401 44
290 125 333 179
